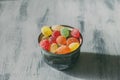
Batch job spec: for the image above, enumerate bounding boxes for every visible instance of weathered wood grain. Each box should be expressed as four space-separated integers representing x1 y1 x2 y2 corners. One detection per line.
0 0 120 80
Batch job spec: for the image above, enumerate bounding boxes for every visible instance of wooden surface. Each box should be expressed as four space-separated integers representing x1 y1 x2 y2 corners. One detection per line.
0 0 120 80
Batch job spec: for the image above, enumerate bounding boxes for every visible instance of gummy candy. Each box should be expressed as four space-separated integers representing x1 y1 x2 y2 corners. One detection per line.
52 25 63 31
40 39 50 51
52 30 61 38
39 25 82 54
56 45 71 54
71 28 80 38
67 37 79 45
60 27 69 38
56 36 66 45
49 36 56 44
69 42 80 52
50 43 58 53
41 26 52 37
41 36 49 40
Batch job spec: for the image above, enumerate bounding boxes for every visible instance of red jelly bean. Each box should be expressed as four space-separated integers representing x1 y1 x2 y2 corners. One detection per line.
71 29 80 38
49 36 57 44
52 30 61 38
40 39 50 51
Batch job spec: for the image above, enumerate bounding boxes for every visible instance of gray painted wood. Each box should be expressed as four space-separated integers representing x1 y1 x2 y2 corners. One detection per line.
0 0 120 80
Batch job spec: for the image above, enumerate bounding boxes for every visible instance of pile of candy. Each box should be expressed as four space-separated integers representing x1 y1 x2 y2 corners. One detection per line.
39 25 82 54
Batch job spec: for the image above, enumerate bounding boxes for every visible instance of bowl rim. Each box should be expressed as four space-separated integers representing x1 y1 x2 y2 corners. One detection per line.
38 25 83 56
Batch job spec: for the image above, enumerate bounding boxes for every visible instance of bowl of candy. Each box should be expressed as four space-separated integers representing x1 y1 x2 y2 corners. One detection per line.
38 25 83 70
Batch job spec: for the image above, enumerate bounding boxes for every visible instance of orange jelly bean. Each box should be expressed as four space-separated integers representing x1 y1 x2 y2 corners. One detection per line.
56 36 66 45
56 45 71 54
66 37 79 46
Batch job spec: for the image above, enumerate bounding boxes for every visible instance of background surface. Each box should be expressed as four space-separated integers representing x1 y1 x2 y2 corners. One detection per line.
0 0 120 80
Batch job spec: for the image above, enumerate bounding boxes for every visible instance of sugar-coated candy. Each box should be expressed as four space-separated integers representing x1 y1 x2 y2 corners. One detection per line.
49 36 56 44
52 25 63 31
41 36 49 40
60 27 69 38
67 37 79 45
56 36 66 45
41 26 52 37
50 43 58 53
40 39 50 51
39 25 82 54
71 28 80 38
69 42 80 52
52 30 61 38
56 45 71 54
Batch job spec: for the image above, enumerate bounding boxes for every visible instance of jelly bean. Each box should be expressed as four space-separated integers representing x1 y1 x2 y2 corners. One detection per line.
49 36 56 44
56 36 66 45
41 26 52 37
40 25 82 54
67 37 79 45
69 42 80 52
52 30 61 38
41 36 49 40
50 43 58 53
60 27 69 38
56 45 71 54
71 28 80 38
40 39 50 51
52 25 63 31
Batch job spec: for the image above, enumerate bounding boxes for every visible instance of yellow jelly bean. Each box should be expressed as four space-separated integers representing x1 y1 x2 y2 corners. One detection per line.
50 43 58 53
41 26 52 37
69 42 80 52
